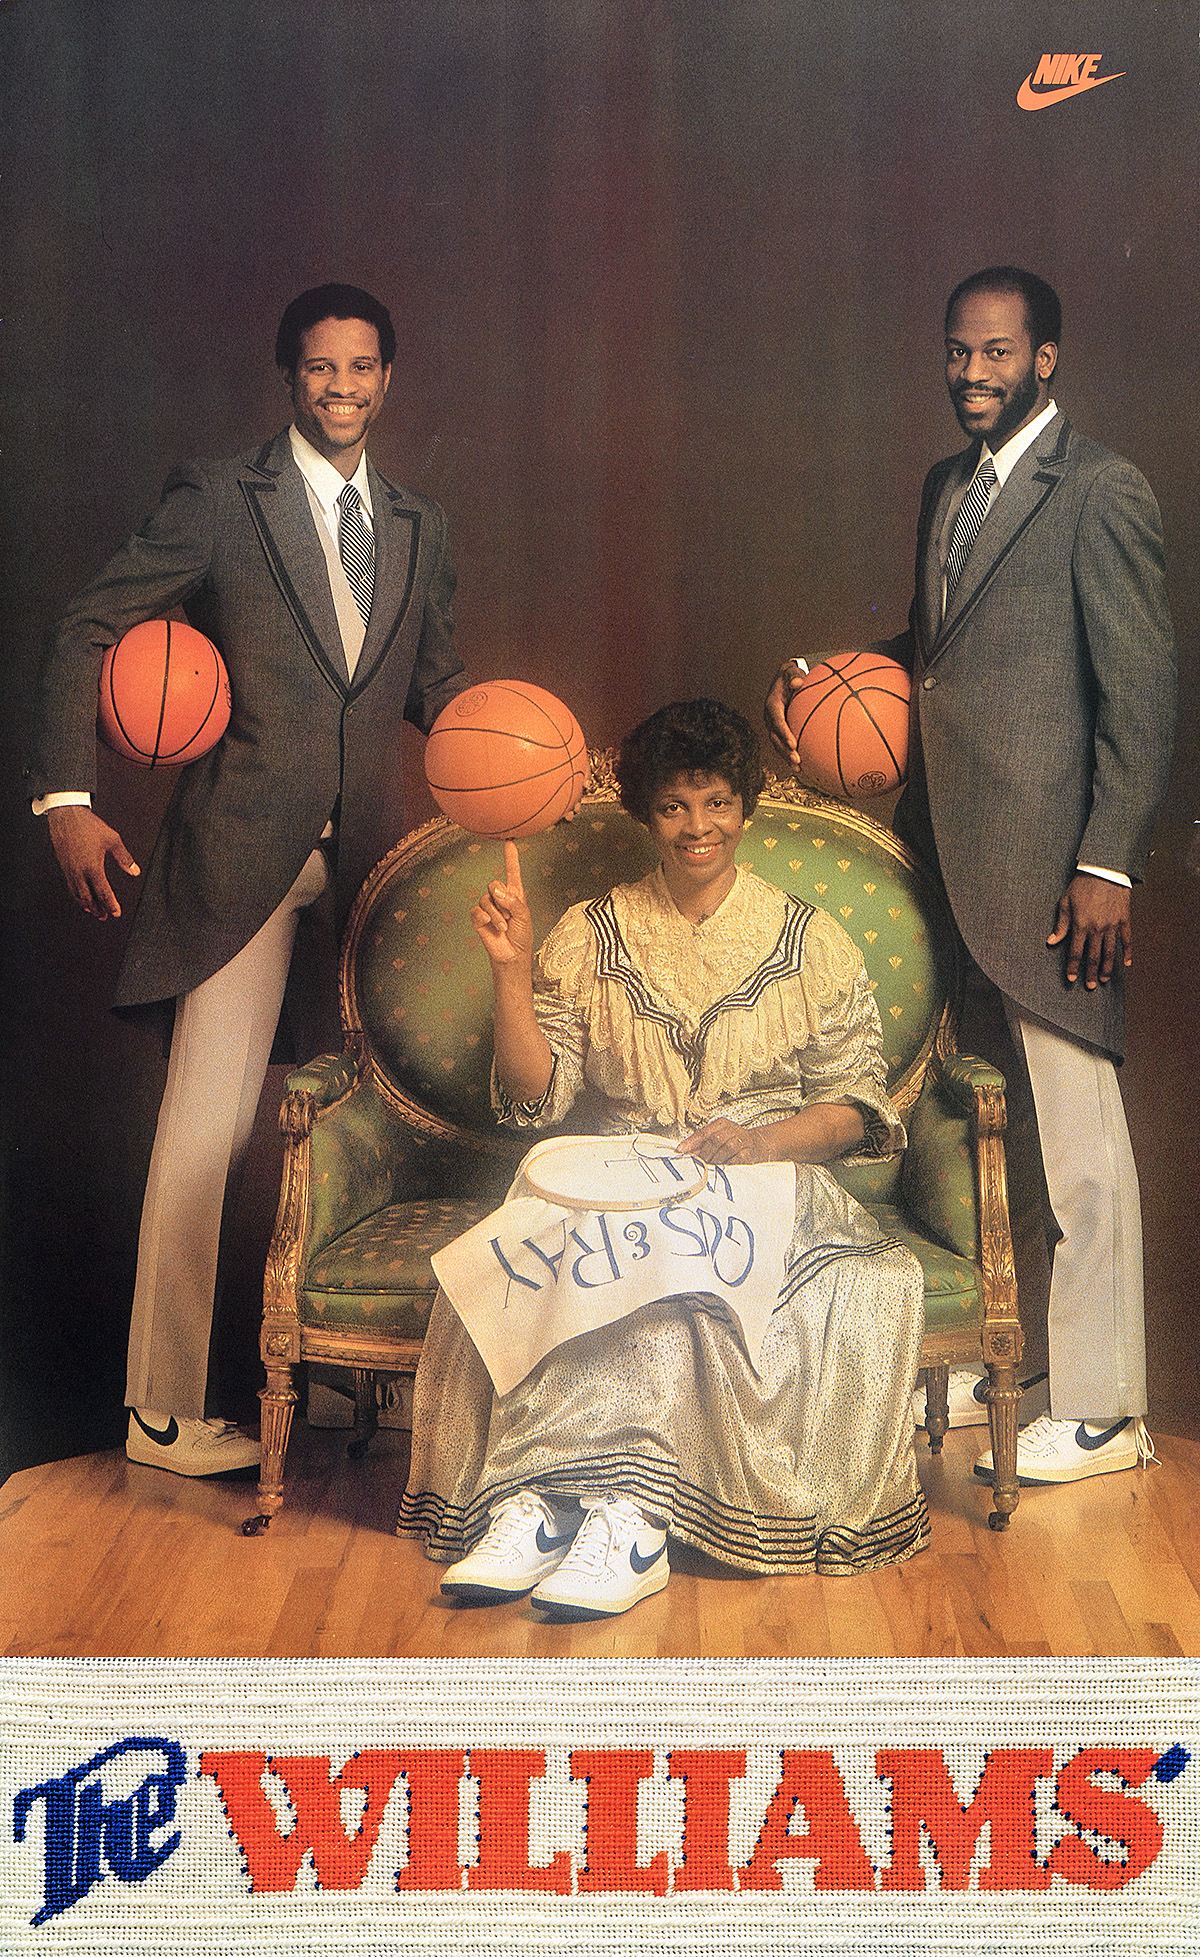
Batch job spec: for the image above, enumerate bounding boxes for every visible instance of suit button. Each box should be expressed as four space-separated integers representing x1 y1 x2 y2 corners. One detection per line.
922 675 937 691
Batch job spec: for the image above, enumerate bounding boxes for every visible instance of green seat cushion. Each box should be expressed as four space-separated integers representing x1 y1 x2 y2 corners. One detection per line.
302 1191 979 1342
867 1203 982 1332
302 1194 495 1332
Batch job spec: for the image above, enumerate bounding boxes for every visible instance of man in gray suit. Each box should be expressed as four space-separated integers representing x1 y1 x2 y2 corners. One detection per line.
767 266 1175 1484
29 284 468 1475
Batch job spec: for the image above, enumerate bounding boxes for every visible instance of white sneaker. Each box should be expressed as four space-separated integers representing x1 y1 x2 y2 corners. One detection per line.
912 1368 990 1429
914 1368 1050 1430
126 1409 260 1477
531 1497 669 1621
440 1490 581 1602
973 1413 1154 1486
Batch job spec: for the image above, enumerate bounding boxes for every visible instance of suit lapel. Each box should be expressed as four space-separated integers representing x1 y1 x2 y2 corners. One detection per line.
928 413 1071 664
349 462 421 698
238 432 350 691
916 451 972 658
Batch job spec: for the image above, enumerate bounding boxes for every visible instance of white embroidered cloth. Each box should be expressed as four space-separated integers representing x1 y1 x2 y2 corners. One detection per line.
432 1140 796 1394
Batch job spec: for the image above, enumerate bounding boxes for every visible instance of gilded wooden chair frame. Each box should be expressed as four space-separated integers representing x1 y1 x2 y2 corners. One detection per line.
246 760 1022 1534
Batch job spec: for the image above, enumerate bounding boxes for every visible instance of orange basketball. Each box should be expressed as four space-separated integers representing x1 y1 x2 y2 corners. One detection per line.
424 680 589 838
786 649 910 798
98 620 231 767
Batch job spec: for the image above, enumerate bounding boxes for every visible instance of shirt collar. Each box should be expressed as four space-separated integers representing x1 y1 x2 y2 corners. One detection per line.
983 399 1059 488
288 424 373 523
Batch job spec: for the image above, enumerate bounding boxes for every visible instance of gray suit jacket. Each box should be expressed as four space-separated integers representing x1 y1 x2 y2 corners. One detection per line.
889 413 1175 1059
29 429 467 1017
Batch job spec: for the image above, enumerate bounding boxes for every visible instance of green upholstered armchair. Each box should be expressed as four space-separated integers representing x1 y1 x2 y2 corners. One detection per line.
244 760 1024 1536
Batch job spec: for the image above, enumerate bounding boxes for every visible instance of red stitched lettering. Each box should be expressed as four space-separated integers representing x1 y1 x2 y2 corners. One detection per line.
739 1749 875 1891
878 1747 1053 1891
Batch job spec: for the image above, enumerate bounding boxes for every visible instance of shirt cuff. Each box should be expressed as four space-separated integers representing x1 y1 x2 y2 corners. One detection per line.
32 791 92 815
1076 863 1132 889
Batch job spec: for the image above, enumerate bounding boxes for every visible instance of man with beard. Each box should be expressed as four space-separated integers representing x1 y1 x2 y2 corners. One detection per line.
766 266 1175 1485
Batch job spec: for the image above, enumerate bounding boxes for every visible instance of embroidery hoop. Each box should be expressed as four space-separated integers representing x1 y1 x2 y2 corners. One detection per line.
520 1133 707 1210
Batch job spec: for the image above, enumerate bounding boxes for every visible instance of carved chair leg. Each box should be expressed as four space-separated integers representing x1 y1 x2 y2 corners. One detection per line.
243 1365 298 1535
920 1363 951 1453
347 1368 379 1462
984 1360 1021 1531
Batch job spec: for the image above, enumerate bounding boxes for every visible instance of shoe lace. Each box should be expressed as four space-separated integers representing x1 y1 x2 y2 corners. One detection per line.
482 1490 551 1550
558 1500 636 1578
1132 1418 1157 1466
1016 1414 1068 1454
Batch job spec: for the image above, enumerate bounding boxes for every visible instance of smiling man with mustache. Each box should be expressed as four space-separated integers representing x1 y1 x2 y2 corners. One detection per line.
767 266 1176 1489
29 283 468 1476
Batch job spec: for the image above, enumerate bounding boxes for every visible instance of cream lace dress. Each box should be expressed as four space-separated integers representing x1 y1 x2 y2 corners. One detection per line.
397 864 929 1574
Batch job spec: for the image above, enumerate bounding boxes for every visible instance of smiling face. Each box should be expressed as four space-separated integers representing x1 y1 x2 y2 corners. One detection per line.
285 315 392 475
945 288 1056 448
648 771 744 919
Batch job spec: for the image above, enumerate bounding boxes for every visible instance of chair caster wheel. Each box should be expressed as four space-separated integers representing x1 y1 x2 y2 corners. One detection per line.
347 1436 371 1461
987 1510 1010 1531
242 1513 271 1536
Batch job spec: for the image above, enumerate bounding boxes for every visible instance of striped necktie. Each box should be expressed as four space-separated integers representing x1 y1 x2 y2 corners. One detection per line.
943 458 998 598
337 482 374 624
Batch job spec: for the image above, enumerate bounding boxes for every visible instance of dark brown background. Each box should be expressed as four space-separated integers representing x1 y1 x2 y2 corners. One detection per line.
3 0 1195 1476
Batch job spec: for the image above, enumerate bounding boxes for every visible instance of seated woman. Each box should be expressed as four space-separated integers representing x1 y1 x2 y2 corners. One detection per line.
397 699 929 1618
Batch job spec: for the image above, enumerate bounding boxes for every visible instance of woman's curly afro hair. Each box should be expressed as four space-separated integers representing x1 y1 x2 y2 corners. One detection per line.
615 698 766 825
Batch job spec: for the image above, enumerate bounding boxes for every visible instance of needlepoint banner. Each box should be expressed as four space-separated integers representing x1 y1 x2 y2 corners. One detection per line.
2 1658 1197 1953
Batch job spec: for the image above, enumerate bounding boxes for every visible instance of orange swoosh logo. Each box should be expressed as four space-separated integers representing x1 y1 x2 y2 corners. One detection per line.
1017 70 1125 110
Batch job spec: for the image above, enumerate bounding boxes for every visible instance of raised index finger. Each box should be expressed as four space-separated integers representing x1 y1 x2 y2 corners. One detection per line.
502 838 525 897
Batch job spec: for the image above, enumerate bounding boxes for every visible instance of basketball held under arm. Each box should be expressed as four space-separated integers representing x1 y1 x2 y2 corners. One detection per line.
472 840 554 1102
29 464 216 800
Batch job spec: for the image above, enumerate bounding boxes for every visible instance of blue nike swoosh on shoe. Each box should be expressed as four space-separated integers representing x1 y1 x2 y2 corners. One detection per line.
972 1369 1050 1405
1074 1418 1130 1451
535 1521 577 1553
629 1542 667 1574
131 1411 179 1446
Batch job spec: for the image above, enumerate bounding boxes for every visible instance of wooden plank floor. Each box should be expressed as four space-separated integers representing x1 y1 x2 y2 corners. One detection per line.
3 1424 1199 1658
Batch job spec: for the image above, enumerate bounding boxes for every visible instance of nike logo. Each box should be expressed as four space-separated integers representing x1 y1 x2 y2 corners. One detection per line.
1074 1418 1130 1452
973 1369 1049 1405
535 1521 577 1553
131 1410 179 1447
629 1541 667 1574
1017 57 1124 111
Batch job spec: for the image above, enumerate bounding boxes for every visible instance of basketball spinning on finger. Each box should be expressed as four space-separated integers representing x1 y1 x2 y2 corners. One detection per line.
786 649 910 798
424 680 589 837
98 619 232 766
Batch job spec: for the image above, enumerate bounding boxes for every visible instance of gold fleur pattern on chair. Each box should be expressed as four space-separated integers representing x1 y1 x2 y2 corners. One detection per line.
738 805 951 1090
354 815 658 1135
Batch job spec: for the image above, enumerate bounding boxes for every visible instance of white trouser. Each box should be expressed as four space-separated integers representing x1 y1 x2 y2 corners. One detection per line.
1003 1001 1146 1422
125 848 335 1418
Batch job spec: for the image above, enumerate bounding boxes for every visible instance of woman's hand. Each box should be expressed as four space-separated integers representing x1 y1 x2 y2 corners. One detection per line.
473 840 555 1104
678 1102 867 1167
676 1118 780 1166
471 841 534 966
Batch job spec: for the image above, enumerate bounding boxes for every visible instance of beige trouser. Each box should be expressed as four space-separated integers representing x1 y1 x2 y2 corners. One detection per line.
1003 1001 1146 1423
125 848 335 1418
